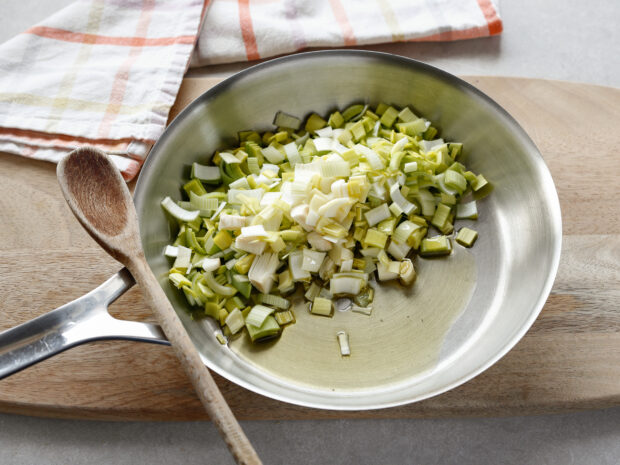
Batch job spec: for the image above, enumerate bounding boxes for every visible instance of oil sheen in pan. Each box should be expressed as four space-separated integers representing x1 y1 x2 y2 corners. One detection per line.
228 247 476 392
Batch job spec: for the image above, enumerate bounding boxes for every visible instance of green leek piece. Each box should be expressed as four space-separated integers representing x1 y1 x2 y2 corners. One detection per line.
161 197 199 223
203 302 220 320
398 107 417 122
423 126 438 140
231 274 252 299
328 111 345 128
192 162 221 183
431 203 452 229
456 227 478 247
409 227 428 249
246 157 260 175
245 304 275 328
311 297 333 317
220 162 245 184
449 142 463 158
274 310 296 326
204 271 237 296
234 254 255 274
374 102 389 116
350 121 366 141
440 192 457 206
396 119 427 137
305 113 327 132
246 315 281 342
472 174 489 191
169 273 191 289
393 220 420 245
277 269 295 295
259 294 291 310
379 106 399 128
218 308 229 326
364 228 388 249
439 220 454 235
189 191 218 213
361 116 374 132
342 104 365 122
420 235 452 257
304 282 321 301
185 228 206 254
377 217 397 236
183 178 207 197
444 170 467 194
273 111 302 130
225 308 245 334
238 130 261 144
225 295 246 312
213 230 232 250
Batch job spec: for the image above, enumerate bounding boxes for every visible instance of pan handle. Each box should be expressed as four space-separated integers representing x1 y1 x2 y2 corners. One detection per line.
0 269 169 380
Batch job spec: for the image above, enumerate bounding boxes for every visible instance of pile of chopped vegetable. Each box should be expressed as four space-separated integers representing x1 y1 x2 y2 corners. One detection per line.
161 103 490 352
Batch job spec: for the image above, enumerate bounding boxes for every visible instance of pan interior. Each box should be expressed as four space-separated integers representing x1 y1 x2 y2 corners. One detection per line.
134 51 560 409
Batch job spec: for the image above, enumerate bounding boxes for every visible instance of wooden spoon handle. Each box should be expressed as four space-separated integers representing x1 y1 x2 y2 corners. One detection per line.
127 257 262 465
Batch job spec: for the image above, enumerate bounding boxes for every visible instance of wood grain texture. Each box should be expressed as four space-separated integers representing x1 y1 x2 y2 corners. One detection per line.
0 76 618 421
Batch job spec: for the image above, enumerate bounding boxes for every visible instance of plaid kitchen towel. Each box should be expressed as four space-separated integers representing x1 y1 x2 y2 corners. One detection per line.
192 0 501 66
0 0 208 180
0 0 501 180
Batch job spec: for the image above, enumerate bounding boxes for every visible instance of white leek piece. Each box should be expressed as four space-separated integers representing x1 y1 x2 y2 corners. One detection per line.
364 203 391 226
225 308 245 334
389 184 416 215
456 201 478 220
302 249 326 272
336 331 351 356
245 304 275 328
307 231 333 251
191 162 221 183
289 250 311 281
164 245 178 258
399 259 416 285
248 252 279 294
197 257 221 272
330 275 364 295
219 213 246 230
262 145 285 164
161 197 199 222
172 245 191 271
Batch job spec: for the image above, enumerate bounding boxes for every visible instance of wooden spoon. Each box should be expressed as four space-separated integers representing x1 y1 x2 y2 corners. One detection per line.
57 147 262 465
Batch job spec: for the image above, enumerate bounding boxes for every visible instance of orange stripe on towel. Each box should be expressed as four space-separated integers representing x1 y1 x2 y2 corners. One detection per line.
26 26 196 46
476 0 503 35
238 0 260 61
328 0 356 46
97 0 155 138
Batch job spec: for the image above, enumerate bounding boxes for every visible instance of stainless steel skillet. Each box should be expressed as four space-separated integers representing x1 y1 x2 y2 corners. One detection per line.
0 51 561 410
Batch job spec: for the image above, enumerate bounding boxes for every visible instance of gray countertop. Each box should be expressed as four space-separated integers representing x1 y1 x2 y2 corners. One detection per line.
1 1 619 464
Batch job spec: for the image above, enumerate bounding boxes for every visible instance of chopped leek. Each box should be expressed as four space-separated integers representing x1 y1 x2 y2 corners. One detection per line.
336 331 351 356
311 297 333 317
456 227 479 247
245 304 275 328
246 315 281 342
161 103 490 347
225 308 245 335
420 235 452 257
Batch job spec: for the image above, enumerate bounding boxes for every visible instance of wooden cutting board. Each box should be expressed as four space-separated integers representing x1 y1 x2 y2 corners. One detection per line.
0 76 618 421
